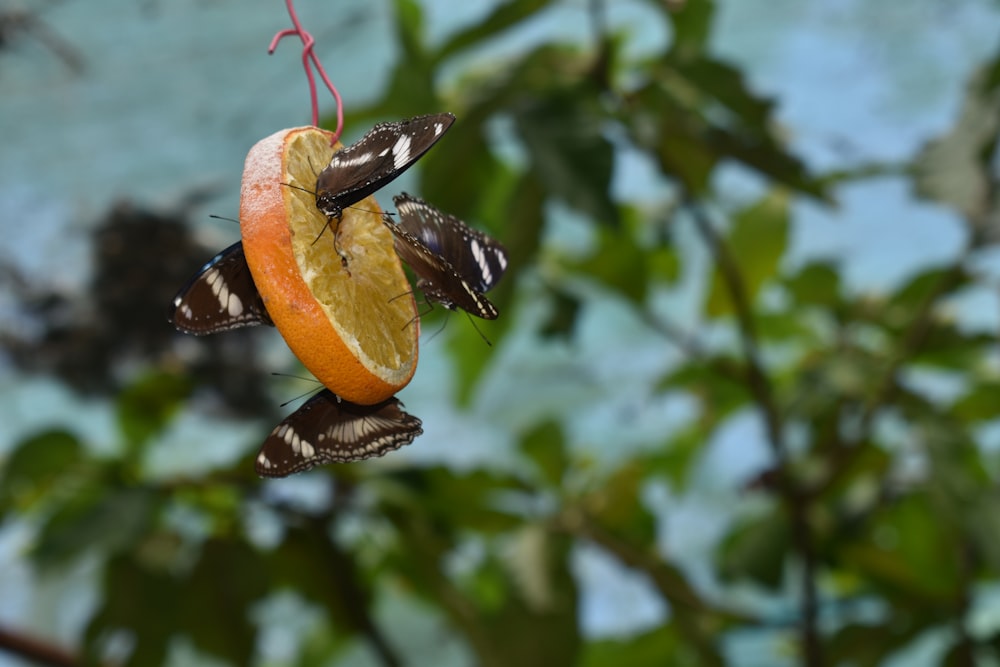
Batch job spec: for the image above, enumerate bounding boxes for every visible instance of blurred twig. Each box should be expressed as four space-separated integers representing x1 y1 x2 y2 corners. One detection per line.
0 626 80 667
683 195 787 460
683 193 826 665
0 7 84 74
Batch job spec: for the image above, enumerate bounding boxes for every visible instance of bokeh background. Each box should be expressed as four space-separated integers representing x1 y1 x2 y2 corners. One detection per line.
2 0 1000 665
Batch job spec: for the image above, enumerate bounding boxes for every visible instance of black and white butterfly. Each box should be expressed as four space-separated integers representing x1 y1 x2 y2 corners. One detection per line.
315 113 455 223
255 389 423 477
170 241 272 335
385 193 508 320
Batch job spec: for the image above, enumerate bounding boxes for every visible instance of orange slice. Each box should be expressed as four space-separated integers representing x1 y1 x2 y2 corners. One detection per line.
240 126 419 405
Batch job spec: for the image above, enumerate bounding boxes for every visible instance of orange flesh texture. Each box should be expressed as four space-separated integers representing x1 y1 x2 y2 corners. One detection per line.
240 126 419 405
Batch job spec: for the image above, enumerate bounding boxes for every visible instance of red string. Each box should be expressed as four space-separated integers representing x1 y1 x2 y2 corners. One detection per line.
268 0 345 145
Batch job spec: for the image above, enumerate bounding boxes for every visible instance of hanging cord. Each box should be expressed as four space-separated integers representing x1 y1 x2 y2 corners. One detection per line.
268 0 345 144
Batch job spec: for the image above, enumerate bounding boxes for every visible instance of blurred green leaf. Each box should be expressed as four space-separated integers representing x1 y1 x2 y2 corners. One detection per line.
116 371 191 451
785 262 841 309
520 421 567 487
827 621 923 666
666 0 715 57
497 168 548 274
34 487 158 567
674 58 772 127
814 442 891 503
184 539 269 664
570 226 650 303
627 83 718 193
0 429 85 517
914 63 1000 222
642 425 713 491
384 0 438 111
961 492 1000 573
268 522 376 643
952 380 1000 421
435 0 555 64
943 640 979 667
85 555 176 667
705 126 828 201
540 287 582 339
515 91 618 227
380 467 527 535
649 244 681 283
706 190 789 317
658 359 746 424
627 58 826 199
717 509 788 590
755 310 814 341
582 625 703 667
483 531 581 667
785 346 888 419
839 492 961 601
584 463 656 544
420 106 513 222
887 267 967 325
912 324 995 370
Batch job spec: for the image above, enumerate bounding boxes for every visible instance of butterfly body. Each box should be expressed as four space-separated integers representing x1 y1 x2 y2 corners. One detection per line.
315 113 455 222
170 241 272 335
386 193 508 320
255 390 422 477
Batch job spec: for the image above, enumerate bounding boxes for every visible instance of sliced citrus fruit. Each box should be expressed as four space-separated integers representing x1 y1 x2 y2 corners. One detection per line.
240 126 419 405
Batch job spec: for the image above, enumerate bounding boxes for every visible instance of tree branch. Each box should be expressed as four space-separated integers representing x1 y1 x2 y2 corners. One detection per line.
683 195 786 460
0 626 80 667
683 194 825 664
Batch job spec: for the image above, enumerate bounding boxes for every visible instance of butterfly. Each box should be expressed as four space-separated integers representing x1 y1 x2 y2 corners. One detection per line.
315 113 455 223
170 241 272 335
385 193 508 320
255 389 423 477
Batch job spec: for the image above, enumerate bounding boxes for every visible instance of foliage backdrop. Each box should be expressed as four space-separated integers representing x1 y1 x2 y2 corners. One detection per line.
2 0 1000 666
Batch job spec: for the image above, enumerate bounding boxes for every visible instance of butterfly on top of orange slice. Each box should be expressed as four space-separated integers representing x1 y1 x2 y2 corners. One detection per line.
239 126 421 405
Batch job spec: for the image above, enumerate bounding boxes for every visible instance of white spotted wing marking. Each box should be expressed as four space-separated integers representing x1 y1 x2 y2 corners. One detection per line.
314 112 456 220
254 390 423 478
391 133 413 170
170 241 272 335
385 193 508 320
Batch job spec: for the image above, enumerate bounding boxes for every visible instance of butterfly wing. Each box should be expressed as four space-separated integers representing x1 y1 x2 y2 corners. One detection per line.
170 241 272 335
383 214 500 319
255 390 423 477
393 193 508 294
315 113 455 218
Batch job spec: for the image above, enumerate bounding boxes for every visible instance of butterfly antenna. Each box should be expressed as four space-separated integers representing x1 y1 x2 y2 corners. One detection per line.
277 385 324 408
399 297 434 331
465 311 492 347
208 214 240 225
282 181 318 198
270 372 322 385
268 372 324 407
310 215 339 245
388 288 417 304
350 205 387 216
424 311 450 344
276 178 338 244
